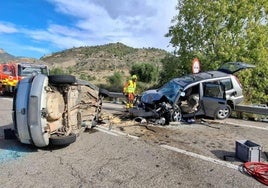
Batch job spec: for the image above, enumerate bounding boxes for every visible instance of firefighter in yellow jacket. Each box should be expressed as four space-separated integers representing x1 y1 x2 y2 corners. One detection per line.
123 75 137 110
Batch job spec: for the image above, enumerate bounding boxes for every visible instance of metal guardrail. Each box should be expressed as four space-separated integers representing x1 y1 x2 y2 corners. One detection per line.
76 80 125 100
103 92 125 104
76 79 99 91
107 92 125 99
234 104 268 115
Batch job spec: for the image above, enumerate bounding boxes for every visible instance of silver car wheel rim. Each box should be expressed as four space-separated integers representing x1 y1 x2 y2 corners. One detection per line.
173 111 182 122
218 108 229 118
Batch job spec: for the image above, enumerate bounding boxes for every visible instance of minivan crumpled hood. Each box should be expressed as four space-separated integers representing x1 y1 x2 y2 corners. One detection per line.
141 89 164 104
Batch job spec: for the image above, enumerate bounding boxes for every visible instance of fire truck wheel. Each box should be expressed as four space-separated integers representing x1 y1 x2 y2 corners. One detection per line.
48 75 76 85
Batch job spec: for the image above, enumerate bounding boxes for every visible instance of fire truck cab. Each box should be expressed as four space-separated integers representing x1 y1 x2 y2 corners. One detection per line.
0 62 48 95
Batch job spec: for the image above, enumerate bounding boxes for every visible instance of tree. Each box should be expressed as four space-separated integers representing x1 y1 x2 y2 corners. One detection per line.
130 62 159 83
166 0 268 103
159 54 187 85
106 71 124 92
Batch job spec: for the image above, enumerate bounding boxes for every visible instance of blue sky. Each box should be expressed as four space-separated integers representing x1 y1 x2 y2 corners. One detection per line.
0 0 178 59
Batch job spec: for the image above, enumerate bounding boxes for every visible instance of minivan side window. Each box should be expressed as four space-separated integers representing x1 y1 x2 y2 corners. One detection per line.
203 83 224 98
219 78 233 90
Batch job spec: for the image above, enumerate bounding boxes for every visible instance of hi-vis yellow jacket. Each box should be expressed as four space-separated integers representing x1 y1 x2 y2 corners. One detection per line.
123 79 136 94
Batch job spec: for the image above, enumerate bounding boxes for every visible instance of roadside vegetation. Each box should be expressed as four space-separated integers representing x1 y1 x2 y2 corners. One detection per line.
47 0 267 106
165 0 268 105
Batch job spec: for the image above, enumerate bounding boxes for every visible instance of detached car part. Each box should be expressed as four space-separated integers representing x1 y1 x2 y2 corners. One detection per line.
12 74 102 147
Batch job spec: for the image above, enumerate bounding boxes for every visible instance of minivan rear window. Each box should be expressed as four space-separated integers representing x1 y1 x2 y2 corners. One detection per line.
220 78 233 90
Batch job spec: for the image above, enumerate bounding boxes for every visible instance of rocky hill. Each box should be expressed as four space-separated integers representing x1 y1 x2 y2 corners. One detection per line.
0 43 169 85
41 42 168 85
0 48 42 64
0 48 16 62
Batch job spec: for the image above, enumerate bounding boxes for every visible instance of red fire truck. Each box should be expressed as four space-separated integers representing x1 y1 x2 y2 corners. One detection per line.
0 62 49 95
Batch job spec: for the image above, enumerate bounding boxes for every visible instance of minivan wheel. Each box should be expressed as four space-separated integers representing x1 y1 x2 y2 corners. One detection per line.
171 108 182 122
215 105 231 120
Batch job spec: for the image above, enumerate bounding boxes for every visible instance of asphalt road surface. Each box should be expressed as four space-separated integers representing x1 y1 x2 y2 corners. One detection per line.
0 97 268 188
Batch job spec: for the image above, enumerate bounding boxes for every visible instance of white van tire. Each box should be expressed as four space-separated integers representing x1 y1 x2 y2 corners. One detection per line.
49 133 76 146
48 75 76 85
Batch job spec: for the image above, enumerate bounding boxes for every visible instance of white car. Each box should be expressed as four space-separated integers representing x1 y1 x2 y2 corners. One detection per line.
12 74 102 147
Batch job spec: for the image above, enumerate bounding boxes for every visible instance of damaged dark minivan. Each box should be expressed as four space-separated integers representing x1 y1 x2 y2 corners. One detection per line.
129 62 255 124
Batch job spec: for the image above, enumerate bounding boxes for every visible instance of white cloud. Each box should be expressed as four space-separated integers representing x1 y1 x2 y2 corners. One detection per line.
0 22 18 33
24 28 87 49
91 0 156 18
23 46 50 54
48 0 105 19
46 0 178 50
1 0 178 57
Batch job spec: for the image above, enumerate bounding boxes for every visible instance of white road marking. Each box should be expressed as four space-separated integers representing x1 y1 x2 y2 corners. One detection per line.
161 144 239 171
225 122 268 131
95 125 139 139
96 125 240 171
94 127 119 137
